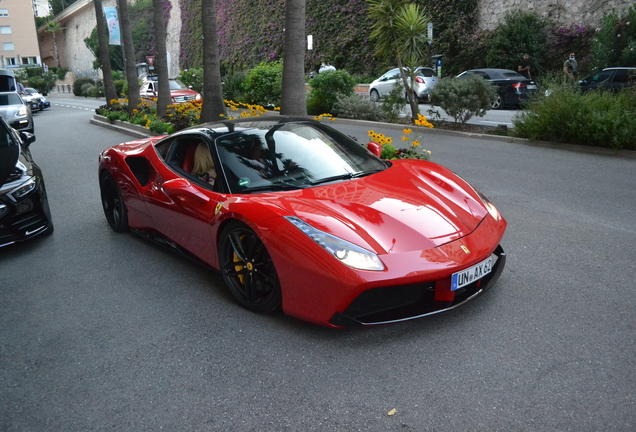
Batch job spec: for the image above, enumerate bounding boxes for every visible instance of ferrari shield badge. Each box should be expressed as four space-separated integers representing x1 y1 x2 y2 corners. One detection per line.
460 245 470 254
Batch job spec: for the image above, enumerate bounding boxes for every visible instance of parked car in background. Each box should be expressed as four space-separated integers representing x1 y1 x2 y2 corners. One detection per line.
456 68 539 109
140 77 202 104
0 92 33 133
24 88 50 110
0 116 53 248
577 67 636 93
20 91 40 112
369 67 440 103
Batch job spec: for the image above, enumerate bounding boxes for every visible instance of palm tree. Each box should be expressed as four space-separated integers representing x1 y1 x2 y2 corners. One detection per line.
153 0 171 117
200 0 226 122
92 0 117 106
117 0 140 115
45 21 65 68
280 0 307 116
367 0 429 120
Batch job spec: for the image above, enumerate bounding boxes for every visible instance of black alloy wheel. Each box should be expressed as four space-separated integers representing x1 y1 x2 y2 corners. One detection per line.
219 221 282 314
370 89 380 102
490 92 504 110
100 172 129 232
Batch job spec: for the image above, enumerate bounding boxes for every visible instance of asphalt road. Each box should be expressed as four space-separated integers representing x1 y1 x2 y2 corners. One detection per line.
1 97 635 431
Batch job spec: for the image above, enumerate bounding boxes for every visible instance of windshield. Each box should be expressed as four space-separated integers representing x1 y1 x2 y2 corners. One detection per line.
216 122 386 193
0 93 22 106
169 80 189 90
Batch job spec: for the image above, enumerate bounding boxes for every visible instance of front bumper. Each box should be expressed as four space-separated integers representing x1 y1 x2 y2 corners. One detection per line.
0 180 53 248
329 244 506 326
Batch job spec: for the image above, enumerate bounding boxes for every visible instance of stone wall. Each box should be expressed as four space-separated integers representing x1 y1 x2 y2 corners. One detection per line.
477 0 633 30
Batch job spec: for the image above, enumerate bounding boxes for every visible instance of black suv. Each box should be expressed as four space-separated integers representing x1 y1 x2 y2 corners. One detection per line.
577 67 636 92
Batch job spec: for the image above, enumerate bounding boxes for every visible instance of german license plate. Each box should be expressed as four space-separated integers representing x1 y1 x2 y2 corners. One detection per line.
451 257 493 291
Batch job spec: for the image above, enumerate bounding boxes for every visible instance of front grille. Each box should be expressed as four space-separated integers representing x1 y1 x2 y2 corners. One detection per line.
329 245 506 327
173 95 195 103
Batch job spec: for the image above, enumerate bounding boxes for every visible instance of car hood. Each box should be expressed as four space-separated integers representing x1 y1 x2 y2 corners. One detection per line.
170 89 199 97
263 160 489 254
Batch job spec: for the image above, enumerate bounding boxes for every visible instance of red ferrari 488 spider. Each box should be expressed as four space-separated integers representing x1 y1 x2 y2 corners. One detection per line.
98 116 506 327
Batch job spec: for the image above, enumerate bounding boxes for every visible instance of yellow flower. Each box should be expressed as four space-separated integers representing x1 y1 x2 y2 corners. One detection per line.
403 128 412 135
401 136 409 141
412 140 421 146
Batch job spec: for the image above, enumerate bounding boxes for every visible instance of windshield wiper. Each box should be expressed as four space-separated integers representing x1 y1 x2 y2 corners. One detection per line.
351 169 384 178
308 173 354 186
310 169 384 186
241 183 306 193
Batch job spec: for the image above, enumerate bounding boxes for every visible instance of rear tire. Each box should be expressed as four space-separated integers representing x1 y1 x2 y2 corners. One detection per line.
490 92 504 110
100 172 129 232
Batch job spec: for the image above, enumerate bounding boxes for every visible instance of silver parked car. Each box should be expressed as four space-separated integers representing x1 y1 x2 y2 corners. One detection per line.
369 67 440 102
0 92 34 133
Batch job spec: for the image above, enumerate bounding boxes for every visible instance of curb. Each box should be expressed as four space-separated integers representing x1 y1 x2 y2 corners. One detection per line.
89 113 636 159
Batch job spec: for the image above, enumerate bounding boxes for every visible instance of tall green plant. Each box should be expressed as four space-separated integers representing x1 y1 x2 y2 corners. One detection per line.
591 6 636 70
367 0 430 120
485 10 549 75
243 61 284 107
306 70 356 114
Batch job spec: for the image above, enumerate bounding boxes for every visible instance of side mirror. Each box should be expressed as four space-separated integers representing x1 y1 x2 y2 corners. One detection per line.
19 131 36 146
367 142 382 158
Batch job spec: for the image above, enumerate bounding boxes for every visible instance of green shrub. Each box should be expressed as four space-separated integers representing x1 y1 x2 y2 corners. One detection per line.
178 68 204 93
242 61 283 107
379 83 407 123
485 9 549 74
89 86 102 97
429 76 496 123
380 143 398 159
223 71 246 102
513 87 636 150
73 77 95 96
332 94 383 121
148 119 170 135
106 111 129 123
114 80 126 97
307 70 356 115
81 83 95 96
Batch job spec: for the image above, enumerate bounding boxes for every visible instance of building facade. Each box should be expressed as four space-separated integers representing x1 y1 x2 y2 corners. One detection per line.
0 0 41 69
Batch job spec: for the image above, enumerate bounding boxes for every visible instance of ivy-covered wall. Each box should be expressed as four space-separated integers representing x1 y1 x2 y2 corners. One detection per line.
179 0 481 77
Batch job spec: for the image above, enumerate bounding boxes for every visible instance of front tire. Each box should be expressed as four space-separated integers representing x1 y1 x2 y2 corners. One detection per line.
218 221 282 314
100 172 129 232
369 89 380 102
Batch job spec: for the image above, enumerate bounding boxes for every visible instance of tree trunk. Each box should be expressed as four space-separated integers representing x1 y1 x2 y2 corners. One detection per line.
200 0 226 123
93 0 117 106
397 60 419 121
117 0 140 116
280 0 307 116
153 0 171 118
52 35 61 68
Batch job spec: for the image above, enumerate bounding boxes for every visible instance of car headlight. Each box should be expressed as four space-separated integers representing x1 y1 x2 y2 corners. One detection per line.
195 94 202 101
8 177 36 202
285 216 385 271
17 105 28 117
475 189 501 221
